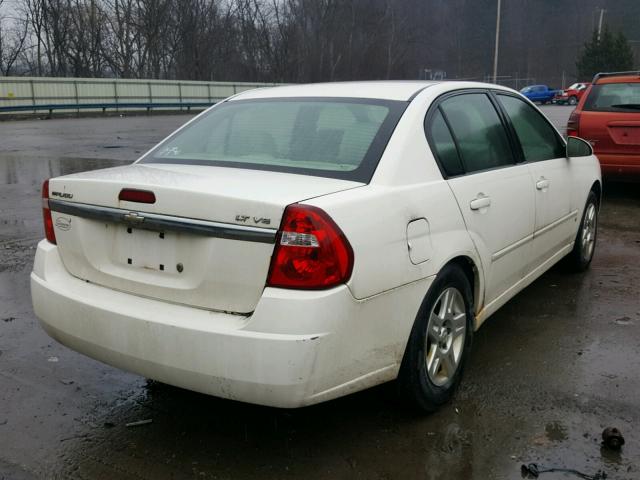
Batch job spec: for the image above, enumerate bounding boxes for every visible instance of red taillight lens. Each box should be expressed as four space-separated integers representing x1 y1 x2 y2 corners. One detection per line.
118 188 156 204
42 179 56 244
267 204 354 290
567 110 581 137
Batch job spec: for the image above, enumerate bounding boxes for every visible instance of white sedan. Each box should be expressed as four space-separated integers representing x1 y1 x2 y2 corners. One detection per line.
31 81 601 411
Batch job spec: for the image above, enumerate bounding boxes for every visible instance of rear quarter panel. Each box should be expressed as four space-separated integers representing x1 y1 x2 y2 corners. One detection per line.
309 182 479 301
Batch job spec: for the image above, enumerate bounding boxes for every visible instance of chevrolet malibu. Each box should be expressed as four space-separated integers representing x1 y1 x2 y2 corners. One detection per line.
31 81 601 411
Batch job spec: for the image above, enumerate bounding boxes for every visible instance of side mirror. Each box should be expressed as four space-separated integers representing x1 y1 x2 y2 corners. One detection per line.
567 136 593 158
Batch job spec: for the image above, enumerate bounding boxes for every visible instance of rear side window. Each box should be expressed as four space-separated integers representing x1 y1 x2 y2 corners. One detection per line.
583 83 640 112
428 109 465 177
498 94 565 162
439 93 514 173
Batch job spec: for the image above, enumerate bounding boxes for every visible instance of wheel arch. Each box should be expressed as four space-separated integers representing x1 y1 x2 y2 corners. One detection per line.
443 255 482 322
590 180 602 207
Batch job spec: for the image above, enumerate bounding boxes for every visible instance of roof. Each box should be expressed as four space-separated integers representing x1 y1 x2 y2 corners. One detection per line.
231 81 439 101
593 71 640 84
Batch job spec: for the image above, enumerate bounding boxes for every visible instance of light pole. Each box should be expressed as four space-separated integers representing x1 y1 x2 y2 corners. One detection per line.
492 0 502 84
597 8 606 41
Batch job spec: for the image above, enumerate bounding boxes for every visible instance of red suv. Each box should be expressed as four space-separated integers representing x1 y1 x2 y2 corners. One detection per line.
568 72 640 181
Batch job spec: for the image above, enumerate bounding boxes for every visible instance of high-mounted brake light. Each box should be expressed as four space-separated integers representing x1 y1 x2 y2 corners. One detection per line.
567 110 581 138
118 188 156 204
42 179 56 244
267 204 354 290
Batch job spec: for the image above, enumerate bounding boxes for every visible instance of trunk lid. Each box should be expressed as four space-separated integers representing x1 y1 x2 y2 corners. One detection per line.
48 163 361 313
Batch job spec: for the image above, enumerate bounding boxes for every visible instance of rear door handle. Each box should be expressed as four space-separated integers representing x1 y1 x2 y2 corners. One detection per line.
469 195 491 210
536 178 550 190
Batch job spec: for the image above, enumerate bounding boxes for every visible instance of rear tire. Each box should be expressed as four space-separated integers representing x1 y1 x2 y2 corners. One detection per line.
398 264 474 412
566 191 598 272
568 95 578 106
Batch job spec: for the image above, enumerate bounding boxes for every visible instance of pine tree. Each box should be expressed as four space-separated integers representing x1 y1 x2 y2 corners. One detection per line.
576 26 635 80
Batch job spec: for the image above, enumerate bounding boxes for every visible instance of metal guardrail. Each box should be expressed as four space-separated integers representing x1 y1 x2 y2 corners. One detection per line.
0 102 215 114
0 76 281 115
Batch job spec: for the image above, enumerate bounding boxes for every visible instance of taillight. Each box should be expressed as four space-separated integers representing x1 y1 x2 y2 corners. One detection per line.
42 179 56 244
267 204 354 290
567 110 581 137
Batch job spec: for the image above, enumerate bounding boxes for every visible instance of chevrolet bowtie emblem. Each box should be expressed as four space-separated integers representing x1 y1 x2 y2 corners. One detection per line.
123 212 145 225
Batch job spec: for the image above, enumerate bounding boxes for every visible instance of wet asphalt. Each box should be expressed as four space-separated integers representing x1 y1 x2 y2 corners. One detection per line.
0 106 639 480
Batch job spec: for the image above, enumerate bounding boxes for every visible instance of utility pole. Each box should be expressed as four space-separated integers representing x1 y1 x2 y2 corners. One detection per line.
492 0 502 84
597 8 606 41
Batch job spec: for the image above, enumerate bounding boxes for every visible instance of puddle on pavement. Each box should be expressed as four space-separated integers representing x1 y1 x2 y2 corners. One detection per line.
0 155 129 186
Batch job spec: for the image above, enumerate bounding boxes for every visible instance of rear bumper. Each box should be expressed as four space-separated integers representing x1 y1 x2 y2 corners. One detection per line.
31 241 429 407
596 153 640 181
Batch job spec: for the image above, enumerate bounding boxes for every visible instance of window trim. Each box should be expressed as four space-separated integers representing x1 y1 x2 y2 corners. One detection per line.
432 105 466 175
424 88 521 179
491 90 567 164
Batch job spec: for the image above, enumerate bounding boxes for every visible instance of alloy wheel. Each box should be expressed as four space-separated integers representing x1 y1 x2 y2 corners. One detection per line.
425 287 467 386
581 203 597 261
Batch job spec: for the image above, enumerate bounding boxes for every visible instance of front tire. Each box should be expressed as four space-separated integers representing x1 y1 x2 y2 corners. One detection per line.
398 264 474 412
566 191 598 271
568 95 578 106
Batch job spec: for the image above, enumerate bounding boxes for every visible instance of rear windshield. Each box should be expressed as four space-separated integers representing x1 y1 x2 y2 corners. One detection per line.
583 83 640 112
140 97 407 182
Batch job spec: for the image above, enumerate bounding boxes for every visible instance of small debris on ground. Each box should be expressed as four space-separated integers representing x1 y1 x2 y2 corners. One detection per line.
59 379 74 385
47 356 59 362
520 463 607 479
103 422 116 428
125 419 153 428
614 316 633 326
602 427 625 450
2 317 15 322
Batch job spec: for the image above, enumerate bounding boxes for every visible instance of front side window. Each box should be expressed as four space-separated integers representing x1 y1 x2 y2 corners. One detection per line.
583 83 640 112
498 94 566 162
439 93 514 173
141 98 406 182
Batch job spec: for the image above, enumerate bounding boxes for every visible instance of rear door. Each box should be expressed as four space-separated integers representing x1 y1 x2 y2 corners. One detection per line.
428 91 535 305
495 93 575 269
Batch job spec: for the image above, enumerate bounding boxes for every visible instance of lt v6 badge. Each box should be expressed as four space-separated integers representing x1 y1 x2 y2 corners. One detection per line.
235 215 271 225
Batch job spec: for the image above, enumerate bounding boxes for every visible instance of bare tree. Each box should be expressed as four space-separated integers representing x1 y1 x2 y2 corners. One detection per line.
66 0 108 76
103 0 140 77
1 0 639 85
0 0 30 74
